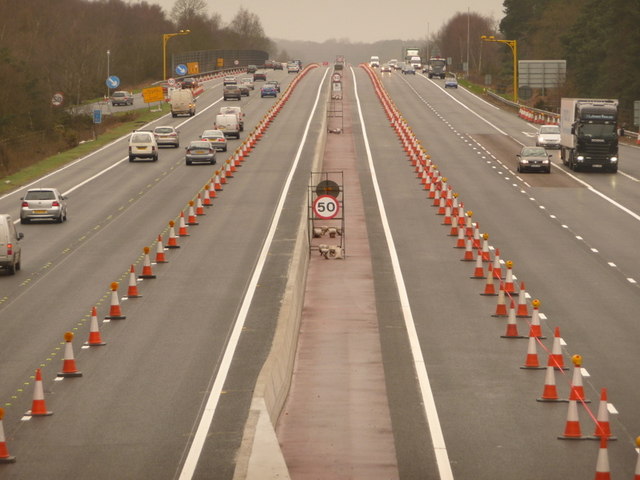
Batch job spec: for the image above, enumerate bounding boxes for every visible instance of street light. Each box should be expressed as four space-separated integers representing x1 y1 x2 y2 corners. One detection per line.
106 49 111 99
480 35 518 104
163 30 191 81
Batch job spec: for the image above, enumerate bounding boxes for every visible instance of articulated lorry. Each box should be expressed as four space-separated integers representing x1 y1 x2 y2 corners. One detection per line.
560 98 619 172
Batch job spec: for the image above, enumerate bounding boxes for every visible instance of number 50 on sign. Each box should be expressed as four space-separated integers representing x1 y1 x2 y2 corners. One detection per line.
313 195 340 219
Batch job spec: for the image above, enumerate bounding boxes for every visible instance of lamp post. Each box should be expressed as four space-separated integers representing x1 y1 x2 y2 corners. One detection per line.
480 35 518 104
163 30 191 81
106 49 110 99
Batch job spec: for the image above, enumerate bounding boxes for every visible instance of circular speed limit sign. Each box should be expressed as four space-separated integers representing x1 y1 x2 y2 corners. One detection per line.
313 195 340 219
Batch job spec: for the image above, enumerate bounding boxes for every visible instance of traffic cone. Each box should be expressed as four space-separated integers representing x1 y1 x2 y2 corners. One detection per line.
126 264 142 297
521 335 546 369
480 233 491 261
219 167 228 185
464 211 474 237
492 282 508 317
593 437 611 479
548 327 567 370
515 282 530 317
57 331 82 377
470 252 486 279
454 227 466 248
569 354 590 403
213 171 223 190
187 201 198 226
557 395 586 440
0 408 16 463
178 211 189 236
138 247 156 279
501 300 527 339
503 260 517 294
104 282 126 320
436 196 446 215
166 221 180 249
471 223 481 249
528 299 545 338
195 194 205 216
590 389 616 440
26 368 53 416
461 238 474 261
492 249 502 278
480 264 497 296
537 366 567 402
208 178 218 199
203 185 213 206
86 306 106 346
441 205 453 225
155 235 168 263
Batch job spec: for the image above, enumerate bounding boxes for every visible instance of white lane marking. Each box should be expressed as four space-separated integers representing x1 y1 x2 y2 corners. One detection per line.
178 68 330 479
353 68 454 479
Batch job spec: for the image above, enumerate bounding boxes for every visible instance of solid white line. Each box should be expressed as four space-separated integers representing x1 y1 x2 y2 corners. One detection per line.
178 68 330 479
352 67 454 480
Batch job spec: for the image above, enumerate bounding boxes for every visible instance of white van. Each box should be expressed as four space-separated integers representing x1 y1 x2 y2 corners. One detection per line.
369 56 380 68
219 106 244 132
0 214 23 275
214 113 240 139
169 89 195 117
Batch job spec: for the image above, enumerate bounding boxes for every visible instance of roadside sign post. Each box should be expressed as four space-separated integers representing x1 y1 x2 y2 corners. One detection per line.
308 172 345 258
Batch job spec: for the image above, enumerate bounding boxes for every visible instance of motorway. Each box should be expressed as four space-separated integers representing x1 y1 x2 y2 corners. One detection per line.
1 62 639 479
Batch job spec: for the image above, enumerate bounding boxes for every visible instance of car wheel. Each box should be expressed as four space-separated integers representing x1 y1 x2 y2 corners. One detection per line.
175 143 180 148
8 262 16 275
56 214 63 223
16 257 21 271
20 217 29 224
153 155 158 162
129 156 135 162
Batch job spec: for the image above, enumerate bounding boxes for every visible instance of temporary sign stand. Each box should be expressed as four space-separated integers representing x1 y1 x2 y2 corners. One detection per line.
308 171 345 259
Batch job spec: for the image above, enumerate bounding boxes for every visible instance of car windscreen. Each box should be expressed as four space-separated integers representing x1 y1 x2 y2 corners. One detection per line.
25 190 55 200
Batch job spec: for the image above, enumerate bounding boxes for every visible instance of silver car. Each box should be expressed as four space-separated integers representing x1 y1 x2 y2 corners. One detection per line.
536 124 561 149
20 188 68 223
201 129 227 152
185 140 217 165
153 126 180 148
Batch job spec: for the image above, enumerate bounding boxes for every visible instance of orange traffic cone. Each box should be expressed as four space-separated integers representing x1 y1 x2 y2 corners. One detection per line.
528 299 545 338
521 335 546 369
126 264 142 297
503 260 517 294
480 264 497 296
86 306 106 346
178 211 189 236
454 227 466 248
203 185 213 206
537 366 566 402
492 249 502 278
0 408 16 463
479 233 491 261
500 300 527 339
515 282 530 317
187 201 198 226
492 282 508 317
104 282 126 320
590 389 616 440
461 238 474 261
155 235 168 263
569 354 590 403
593 437 611 479
196 194 205 216
557 395 586 440
57 331 82 377
548 327 567 370
26 368 53 416
470 251 486 279
219 167 228 185
213 171 223 190
138 247 156 279
167 221 180 249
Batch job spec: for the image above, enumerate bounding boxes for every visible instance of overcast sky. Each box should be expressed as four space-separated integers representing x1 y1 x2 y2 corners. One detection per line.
146 0 505 43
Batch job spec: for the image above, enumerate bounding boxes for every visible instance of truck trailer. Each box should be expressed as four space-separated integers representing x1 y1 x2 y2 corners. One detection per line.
560 98 619 172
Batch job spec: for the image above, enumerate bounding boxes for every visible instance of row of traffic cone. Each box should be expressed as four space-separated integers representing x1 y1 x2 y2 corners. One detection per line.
362 62 637 478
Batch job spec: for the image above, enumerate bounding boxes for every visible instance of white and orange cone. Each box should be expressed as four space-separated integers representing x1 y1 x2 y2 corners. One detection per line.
569 354 590 403
528 299 545 338
104 282 126 320
480 233 491 261
480 264 497 296
454 227 466 248
203 185 213 206
590 388 616 440
500 300 527 339
461 238 474 261
470 251 486 279
187 201 198 226
178 211 189 236
195 194 205 216
520 335 545 369
537 366 566 403
503 260 517 294
492 248 502 278
593 437 611 479
86 306 106 346
0 408 16 463
167 221 180 249
492 282 508 317
126 264 142 297
547 327 567 370
557 395 586 440
155 235 168 263
26 368 53 416
515 281 530 317
213 171 223 190
138 247 156 279
57 331 82 377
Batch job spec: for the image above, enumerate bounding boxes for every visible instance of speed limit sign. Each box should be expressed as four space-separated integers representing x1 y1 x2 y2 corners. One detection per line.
313 195 340 219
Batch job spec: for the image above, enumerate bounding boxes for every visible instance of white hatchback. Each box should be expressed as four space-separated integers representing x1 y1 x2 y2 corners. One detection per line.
129 130 158 161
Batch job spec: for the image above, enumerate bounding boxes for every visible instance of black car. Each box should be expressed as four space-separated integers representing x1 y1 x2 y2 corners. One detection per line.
516 146 552 173
181 78 197 89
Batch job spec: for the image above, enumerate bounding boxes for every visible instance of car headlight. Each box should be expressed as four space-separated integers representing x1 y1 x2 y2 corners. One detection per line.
610 157 618 162
520 159 529 164
542 159 549 164
577 156 584 162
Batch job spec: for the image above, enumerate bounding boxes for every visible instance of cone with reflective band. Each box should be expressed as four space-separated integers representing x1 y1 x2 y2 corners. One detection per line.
203 185 213 206
57 331 82 377
501 300 527 339
213 171 223 190
167 221 180 248
548 327 566 369
219 167 227 185
461 238 474 261
471 224 481 249
480 233 491 261
503 261 517 294
0 408 16 463
480 264 498 296
515 282 530 317
86 306 106 346
528 299 544 338
155 235 168 263
26 368 53 416
569 355 590 403
186 201 198 226
591 389 616 440
470 251 486 279
178 211 189 236
492 282 508 317
521 335 545 369
126 264 142 297
537 366 566 402
208 178 218 198
105 282 126 320
454 227 466 248
593 437 611 479
138 247 156 279
492 249 502 278
195 194 205 215
557 395 585 439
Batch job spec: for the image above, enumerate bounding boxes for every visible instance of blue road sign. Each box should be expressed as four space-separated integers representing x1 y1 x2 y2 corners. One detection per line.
93 109 102 124
175 64 188 76
106 75 120 89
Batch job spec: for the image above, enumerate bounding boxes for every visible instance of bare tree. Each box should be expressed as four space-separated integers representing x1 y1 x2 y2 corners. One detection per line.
171 0 207 28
